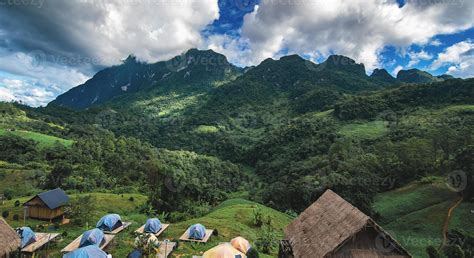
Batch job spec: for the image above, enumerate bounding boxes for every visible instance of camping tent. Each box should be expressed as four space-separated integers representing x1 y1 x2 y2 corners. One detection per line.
203 243 245 258
63 245 108 258
144 218 162 234
80 229 104 248
188 224 206 240
18 227 37 248
96 214 123 231
231 237 251 254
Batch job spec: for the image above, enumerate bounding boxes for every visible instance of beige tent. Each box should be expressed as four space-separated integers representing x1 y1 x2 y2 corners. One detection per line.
283 189 412 258
0 218 20 257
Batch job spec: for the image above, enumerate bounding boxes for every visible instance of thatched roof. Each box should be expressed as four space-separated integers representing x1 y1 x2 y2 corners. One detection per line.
0 218 20 257
284 189 411 258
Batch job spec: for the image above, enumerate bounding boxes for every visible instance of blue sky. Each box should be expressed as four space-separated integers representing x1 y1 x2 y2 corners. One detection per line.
0 0 473 106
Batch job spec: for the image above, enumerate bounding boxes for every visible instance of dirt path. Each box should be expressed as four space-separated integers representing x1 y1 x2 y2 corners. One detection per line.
442 196 464 247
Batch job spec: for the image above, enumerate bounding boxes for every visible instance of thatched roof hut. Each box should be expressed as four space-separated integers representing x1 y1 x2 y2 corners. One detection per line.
282 189 412 258
0 218 20 257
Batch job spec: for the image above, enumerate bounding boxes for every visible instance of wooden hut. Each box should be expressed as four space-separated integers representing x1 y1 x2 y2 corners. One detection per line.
0 218 20 258
280 189 412 258
23 188 69 221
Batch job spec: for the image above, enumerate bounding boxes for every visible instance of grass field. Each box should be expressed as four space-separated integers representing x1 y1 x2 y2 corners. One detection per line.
0 128 73 148
373 177 471 257
339 120 388 139
1 195 291 258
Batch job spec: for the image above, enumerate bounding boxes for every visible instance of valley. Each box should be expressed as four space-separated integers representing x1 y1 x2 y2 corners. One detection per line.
1 49 473 257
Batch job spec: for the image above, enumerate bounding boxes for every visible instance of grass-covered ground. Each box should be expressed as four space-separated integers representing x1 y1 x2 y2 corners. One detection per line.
373 177 472 258
338 120 388 139
1 195 291 258
0 128 73 148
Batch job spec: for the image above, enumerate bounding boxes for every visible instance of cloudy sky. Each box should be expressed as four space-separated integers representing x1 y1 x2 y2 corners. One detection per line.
0 0 473 106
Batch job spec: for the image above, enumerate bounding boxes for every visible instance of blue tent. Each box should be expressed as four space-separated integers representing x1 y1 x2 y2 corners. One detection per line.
128 250 143 258
63 245 108 258
144 218 162 234
188 224 206 240
79 228 104 248
96 214 122 231
18 227 36 248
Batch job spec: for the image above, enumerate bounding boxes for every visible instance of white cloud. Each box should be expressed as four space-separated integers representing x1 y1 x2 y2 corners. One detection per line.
407 50 433 67
0 52 90 106
393 65 404 76
0 0 219 106
214 0 474 70
431 40 474 78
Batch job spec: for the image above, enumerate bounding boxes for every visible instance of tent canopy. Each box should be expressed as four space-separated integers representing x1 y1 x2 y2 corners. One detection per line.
231 236 251 254
18 227 36 248
144 218 162 234
96 214 122 231
188 224 206 240
203 243 244 258
80 228 104 248
63 245 108 258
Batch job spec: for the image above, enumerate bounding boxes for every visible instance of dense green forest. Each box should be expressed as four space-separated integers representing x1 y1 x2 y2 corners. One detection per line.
1 50 473 257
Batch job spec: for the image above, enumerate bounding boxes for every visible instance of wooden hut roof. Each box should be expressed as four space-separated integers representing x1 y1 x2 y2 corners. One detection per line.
24 188 69 209
284 189 411 258
0 218 20 257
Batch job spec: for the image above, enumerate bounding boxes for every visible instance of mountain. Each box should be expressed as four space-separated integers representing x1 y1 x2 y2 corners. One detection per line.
50 49 242 109
396 68 443 83
370 68 398 84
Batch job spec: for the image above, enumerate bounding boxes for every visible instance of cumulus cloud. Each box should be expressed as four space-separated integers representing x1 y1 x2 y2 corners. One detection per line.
431 40 474 78
0 0 219 106
407 50 433 67
214 0 474 70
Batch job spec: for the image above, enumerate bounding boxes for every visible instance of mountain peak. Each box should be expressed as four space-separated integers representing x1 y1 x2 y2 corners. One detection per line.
370 68 397 83
321 55 366 76
397 68 439 83
122 54 139 64
279 54 305 62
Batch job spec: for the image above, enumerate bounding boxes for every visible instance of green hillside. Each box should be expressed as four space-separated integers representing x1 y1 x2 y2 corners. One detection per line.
0 196 291 258
374 177 474 257
0 128 73 148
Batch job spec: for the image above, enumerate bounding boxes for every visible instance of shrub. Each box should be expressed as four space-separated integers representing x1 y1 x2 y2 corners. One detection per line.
426 246 440 258
3 189 14 200
13 214 19 221
444 245 465 258
69 195 96 226
2 210 9 218
129 196 134 202
255 223 277 254
246 247 260 258
253 206 264 227
14 200 20 207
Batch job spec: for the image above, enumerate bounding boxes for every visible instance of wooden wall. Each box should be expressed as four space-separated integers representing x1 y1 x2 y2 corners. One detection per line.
329 227 411 258
24 197 64 220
